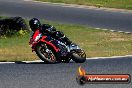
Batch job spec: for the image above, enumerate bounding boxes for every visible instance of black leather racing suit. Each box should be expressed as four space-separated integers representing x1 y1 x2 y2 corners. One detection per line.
41 24 72 45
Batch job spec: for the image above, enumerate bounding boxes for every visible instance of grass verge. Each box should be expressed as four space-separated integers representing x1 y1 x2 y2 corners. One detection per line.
35 0 132 10
0 21 132 61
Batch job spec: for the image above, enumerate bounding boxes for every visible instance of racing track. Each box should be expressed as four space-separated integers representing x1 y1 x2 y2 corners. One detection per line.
0 0 132 32
0 57 132 88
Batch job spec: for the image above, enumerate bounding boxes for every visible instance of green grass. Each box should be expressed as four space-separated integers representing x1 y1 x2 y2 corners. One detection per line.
35 0 132 10
0 21 132 61
0 34 38 61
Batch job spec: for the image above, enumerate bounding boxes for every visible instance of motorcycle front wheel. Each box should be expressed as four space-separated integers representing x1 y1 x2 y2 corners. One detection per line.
71 50 86 63
35 43 57 64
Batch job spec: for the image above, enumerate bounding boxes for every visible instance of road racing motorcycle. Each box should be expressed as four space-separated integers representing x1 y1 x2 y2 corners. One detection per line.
29 30 86 64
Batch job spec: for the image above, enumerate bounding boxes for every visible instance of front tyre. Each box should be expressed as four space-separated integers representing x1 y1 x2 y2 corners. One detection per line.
71 50 86 63
35 43 57 64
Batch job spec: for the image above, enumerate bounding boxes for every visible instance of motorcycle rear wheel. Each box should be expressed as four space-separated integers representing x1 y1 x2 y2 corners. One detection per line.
35 43 57 64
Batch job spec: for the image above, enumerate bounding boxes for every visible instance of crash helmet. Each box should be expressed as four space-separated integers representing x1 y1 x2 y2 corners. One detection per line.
29 18 41 31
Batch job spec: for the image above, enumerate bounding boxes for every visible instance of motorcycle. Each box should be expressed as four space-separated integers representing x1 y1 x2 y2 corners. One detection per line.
29 32 86 64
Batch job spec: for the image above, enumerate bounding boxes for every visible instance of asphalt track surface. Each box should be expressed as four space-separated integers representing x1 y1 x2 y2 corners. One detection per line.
0 57 132 88
0 0 132 32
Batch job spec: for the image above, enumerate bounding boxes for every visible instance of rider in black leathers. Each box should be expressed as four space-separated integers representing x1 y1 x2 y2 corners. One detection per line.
29 18 72 45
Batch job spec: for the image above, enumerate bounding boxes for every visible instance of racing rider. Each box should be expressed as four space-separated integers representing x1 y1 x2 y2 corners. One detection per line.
29 18 72 46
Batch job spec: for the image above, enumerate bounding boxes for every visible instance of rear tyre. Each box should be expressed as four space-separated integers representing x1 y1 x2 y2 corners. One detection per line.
71 50 86 63
35 43 57 64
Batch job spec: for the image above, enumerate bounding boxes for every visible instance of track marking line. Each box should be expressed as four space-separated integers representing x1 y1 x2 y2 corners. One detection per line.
22 60 43 63
24 0 32 1
118 31 124 33
102 29 108 31
0 55 132 64
87 55 132 60
0 62 15 64
110 30 116 32
95 28 101 30
95 28 131 34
